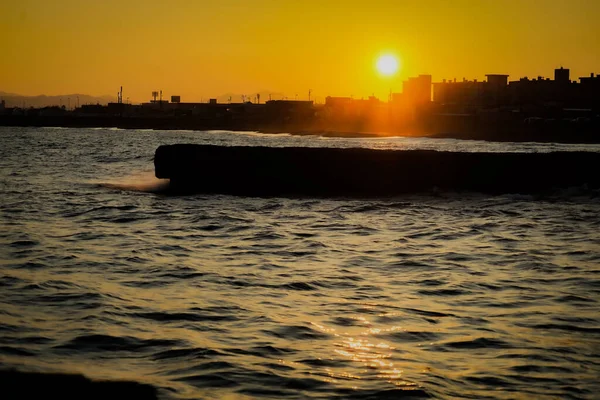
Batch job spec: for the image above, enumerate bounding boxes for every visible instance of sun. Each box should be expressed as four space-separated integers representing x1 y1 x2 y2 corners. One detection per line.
376 54 399 77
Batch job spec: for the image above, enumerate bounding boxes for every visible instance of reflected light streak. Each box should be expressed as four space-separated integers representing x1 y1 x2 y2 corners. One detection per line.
307 316 426 391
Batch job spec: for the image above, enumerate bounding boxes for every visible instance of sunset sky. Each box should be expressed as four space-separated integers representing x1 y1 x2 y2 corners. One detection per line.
1 0 598 103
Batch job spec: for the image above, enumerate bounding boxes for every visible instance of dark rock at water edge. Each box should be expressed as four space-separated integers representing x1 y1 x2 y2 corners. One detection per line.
0 369 158 400
154 144 600 197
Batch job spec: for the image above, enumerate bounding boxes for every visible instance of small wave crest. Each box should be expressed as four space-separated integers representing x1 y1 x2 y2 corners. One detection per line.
92 172 169 193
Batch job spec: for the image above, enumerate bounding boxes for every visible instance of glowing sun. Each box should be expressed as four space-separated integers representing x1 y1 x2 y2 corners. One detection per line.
376 54 399 76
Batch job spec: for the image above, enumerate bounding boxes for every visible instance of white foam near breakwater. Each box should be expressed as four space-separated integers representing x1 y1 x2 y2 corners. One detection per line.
92 172 170 193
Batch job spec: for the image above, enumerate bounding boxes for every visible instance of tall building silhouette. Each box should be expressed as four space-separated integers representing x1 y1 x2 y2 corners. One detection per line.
403 75 432 106
554 67 570 83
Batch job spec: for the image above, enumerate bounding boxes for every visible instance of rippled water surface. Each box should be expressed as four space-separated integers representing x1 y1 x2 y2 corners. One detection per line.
1 127 600 399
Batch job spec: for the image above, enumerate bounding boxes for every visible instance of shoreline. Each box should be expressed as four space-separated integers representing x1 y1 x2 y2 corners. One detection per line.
1 114 599 144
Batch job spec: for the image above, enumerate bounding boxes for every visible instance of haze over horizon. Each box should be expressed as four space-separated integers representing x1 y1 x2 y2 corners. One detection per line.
2 0 599 103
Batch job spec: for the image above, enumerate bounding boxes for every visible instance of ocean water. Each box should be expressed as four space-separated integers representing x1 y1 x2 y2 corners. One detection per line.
1 126 600 399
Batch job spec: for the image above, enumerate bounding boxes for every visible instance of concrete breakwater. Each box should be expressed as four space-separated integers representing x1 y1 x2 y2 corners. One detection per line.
154 144 600 196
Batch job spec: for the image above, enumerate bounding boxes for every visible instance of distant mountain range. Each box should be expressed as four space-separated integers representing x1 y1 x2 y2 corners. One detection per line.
0 92 114 108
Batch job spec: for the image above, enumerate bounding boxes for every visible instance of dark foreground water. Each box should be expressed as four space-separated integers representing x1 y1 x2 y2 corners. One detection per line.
1 127 600 399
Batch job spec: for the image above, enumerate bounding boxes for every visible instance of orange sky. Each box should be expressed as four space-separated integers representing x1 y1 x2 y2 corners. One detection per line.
1 0 598 103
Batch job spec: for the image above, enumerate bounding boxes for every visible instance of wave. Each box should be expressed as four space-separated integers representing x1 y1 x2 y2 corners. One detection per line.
234 130 293 138
91 171 169 193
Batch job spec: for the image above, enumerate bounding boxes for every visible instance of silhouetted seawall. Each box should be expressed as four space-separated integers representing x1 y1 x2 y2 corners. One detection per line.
155 144 600 196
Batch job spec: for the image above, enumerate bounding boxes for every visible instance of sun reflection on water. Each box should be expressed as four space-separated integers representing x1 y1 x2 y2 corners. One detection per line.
310 320 423 391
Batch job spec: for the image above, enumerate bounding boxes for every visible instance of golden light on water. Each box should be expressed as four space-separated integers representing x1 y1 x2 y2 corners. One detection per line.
376 54 400 77
308 318 424 390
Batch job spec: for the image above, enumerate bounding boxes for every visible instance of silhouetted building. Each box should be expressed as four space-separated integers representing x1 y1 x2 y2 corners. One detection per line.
325 97 353 108
484 74 509 106
403 75 432 106
141 100 169 110
506 66 597 107
266 100 313 108
325 96 382 117
80 104 107 115
508 76 560 106
433 74 519 107
578 73 600 107
107 102 133 113
509 76 543 104
323 96 387 130
579 72 600 86
555 67 570 83
485 74 509 88
38 106 69 116
433 78 485 106
171 96 181 103
265 100 314 121
390 93 403 103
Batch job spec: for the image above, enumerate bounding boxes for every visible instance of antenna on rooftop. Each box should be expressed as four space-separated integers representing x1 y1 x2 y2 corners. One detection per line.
308 89 312 101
